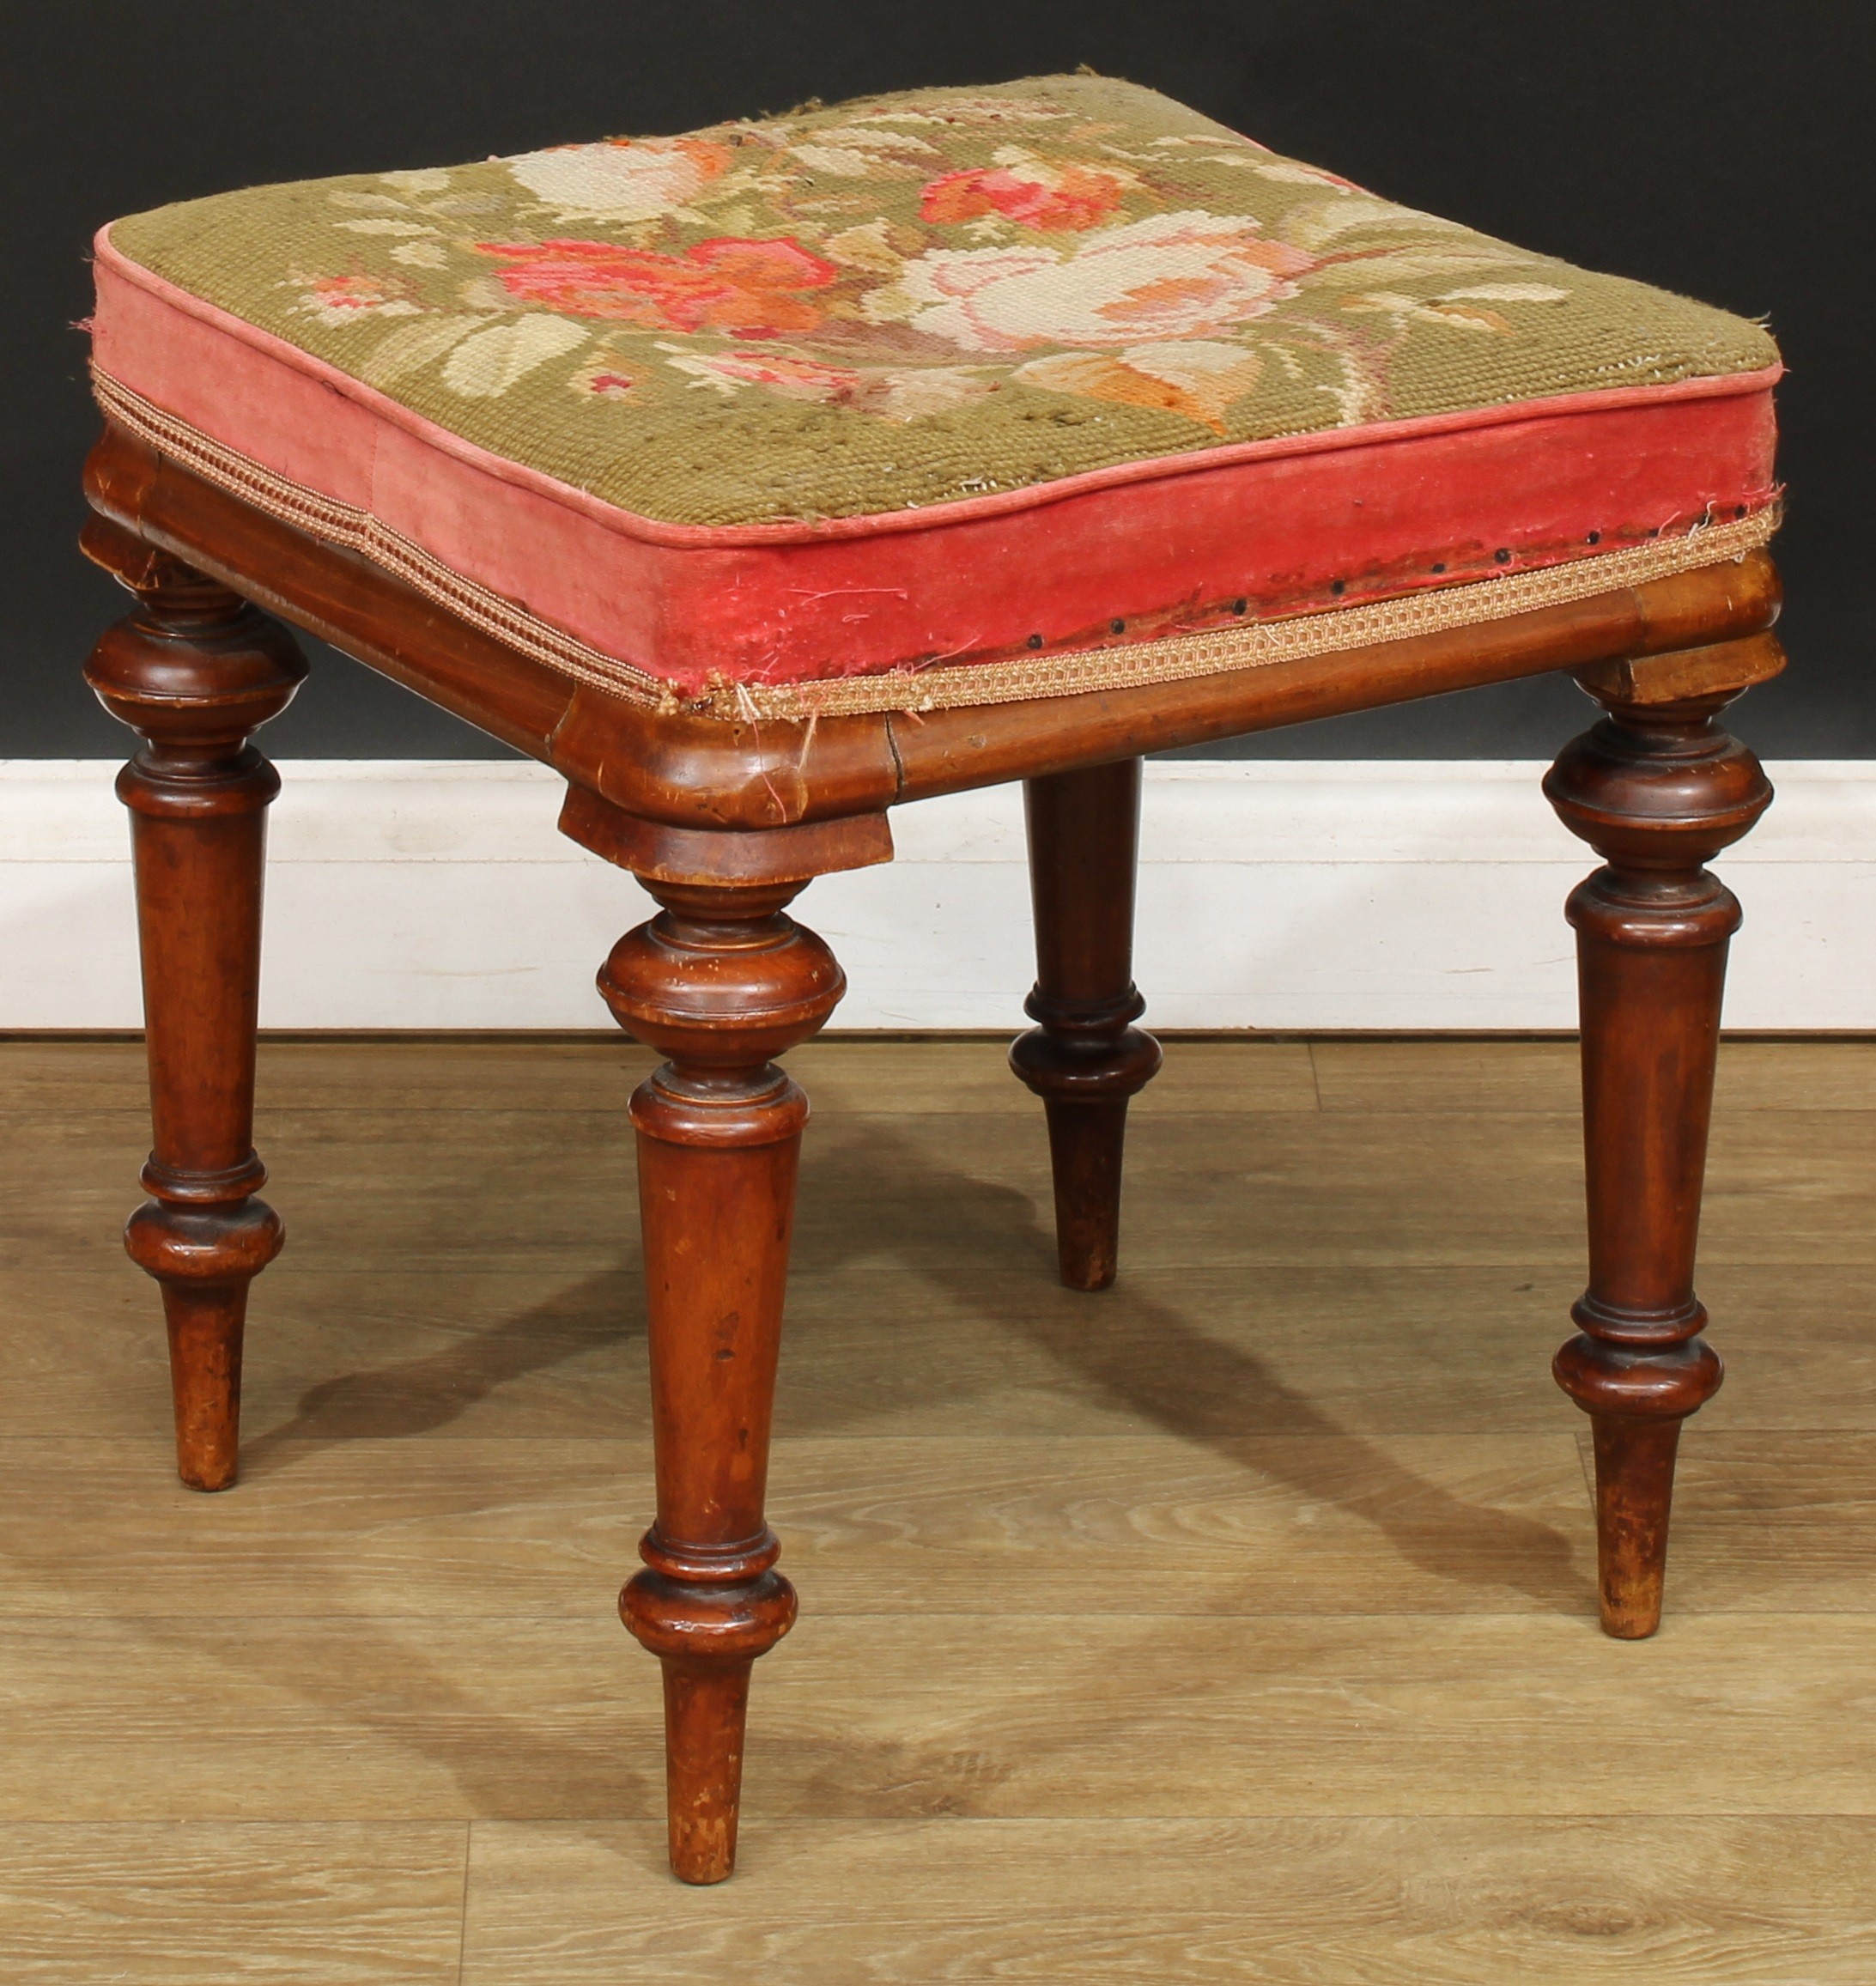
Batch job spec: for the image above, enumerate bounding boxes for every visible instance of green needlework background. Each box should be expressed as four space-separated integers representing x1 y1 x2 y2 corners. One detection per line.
108 73 1777 528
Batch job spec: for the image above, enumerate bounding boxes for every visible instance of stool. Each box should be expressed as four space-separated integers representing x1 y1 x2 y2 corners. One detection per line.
79 75 1783 1884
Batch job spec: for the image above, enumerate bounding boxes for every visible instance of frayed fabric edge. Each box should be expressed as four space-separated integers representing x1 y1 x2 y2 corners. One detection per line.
93 366 1778 726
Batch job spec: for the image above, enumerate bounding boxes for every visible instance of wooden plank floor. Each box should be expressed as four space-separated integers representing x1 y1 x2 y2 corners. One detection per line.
3 1036 1874 1981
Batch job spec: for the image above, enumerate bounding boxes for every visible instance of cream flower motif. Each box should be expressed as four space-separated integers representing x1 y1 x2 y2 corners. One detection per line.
379 167 452 196
787 125 943 179
504 136 732 222
897 210 1312 352
863 366 997 420
896 243 1059 343
440 314 589 397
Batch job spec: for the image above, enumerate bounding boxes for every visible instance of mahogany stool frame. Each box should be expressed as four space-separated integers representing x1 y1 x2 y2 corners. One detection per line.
80 420 1784 1883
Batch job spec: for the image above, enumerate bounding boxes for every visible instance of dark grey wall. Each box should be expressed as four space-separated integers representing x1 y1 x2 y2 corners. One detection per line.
6 2 1867 759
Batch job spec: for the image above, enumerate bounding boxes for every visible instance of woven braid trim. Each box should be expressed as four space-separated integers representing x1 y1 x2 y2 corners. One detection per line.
778 509 1777 718
94 367 1777 724
93 369 671 708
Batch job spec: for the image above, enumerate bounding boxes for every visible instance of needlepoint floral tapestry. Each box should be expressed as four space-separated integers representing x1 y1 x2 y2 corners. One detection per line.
106 73 1776 527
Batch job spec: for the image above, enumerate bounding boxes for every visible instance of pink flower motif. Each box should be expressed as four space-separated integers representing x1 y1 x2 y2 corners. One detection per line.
298 274 421 326
920 161 1128 232
474 237 840 338
660 349 998 422
663 349 862 402
898 211 1314 352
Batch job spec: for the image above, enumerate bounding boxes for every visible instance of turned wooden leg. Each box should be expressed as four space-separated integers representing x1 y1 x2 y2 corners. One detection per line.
598 879 844 1883
81 520 307 1491
1011 757 1163 1291
1545 679 1771 1637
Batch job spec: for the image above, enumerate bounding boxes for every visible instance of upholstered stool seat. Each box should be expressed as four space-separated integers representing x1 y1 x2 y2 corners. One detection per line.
80 75 1786 1886
92 73 1777 719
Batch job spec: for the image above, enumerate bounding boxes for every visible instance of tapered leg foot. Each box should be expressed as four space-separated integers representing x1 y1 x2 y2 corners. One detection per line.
82 520 305 1491
660 1661 753 1884
599 878 841 1882
161 1287 251 1491
620 1562 796 1884
127 1188 283 1488
1013 759 1161 1291
1587 1416 1685 1638
1038 1099 1131 1291
1545 675 1770 1635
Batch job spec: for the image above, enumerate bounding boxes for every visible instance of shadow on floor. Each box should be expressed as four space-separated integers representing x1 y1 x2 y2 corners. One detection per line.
234 1105 1593 1619
33 1090 1603 1837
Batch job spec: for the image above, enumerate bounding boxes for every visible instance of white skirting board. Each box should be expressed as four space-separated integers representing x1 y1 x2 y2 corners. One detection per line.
2 758 1872 1031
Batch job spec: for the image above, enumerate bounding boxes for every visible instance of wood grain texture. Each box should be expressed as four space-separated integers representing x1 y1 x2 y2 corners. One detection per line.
7 1254 1876 1442
12 1101 1876 1274
1312 1037 1876 1115
0 1433 1593 1619
8 1612 1876 1822
1 1430 1867 1619
9 1033 1861 1121
459 1818 1876 1984
0 1825 466 1983
0 1038 1317 1119
4 1038 1873 1975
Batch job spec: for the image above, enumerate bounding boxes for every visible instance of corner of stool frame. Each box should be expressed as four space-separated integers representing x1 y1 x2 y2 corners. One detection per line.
556 780 894 888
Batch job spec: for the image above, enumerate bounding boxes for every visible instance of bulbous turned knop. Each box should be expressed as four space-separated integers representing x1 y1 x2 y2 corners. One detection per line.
124 1195 284 1285
598 882 845 1071
1544 697 1771 869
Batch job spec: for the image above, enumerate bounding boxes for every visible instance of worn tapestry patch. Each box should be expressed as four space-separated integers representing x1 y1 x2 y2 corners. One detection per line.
108 74 1778 528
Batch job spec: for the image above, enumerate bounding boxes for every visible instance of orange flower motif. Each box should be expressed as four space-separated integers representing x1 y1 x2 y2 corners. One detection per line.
920 161 1128 232
474 237 840 337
